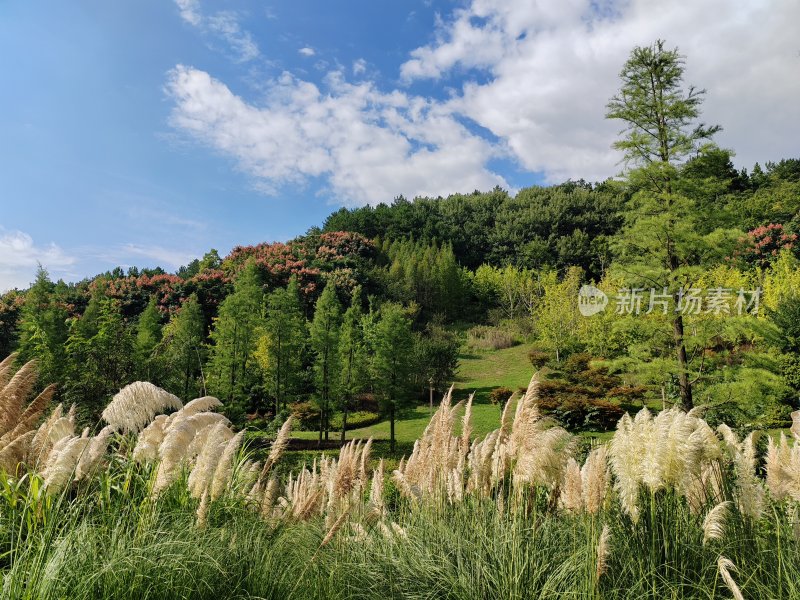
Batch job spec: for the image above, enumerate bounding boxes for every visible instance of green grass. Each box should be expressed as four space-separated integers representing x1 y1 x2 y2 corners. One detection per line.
290 343 534 448
454 342 535 404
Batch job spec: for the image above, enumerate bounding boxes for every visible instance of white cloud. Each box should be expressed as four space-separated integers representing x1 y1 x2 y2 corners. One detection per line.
207 12 260 63
175 0 201 26
0 230 76 292
166 0 799 204
166 66 508 205
402 0 800 182
174 0 260 63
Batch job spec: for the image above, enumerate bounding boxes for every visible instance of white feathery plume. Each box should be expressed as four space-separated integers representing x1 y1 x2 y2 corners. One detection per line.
153 416 203 495
42 436 90 491
210 430 245 501
582 445 609 514
260 416 293 482
702 501 732 545
461 393 473 454
596 525 611 581
132 414 169 463
370 459 385 516
791 410 800 441
187 421 233 498
717 556 745 600
559 458 583 513
75 425 113 480
102 381 182 433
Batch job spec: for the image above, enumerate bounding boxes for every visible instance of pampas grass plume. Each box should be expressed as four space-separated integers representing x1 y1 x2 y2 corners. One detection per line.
103 381 182 433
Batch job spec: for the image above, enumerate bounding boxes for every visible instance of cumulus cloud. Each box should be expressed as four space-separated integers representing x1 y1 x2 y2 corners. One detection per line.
403 0 800 182
298 47 316 57
174 0 259 62
166 0 799 203
0 230 76 292
165 66 508 205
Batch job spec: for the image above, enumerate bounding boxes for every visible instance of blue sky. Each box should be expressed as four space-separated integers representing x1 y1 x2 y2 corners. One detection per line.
1 0 798 290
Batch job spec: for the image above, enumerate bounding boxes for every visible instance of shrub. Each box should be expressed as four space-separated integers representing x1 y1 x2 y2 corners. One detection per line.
289 401 320 430
528 349 550 369
563 352 592 374
538 393 624 431
466 325 517 350
606 385 648 402
489 387 513 405
330 410 381 430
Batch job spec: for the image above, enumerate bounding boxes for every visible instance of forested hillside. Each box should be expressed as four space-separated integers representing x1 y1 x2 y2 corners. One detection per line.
2 40 800 446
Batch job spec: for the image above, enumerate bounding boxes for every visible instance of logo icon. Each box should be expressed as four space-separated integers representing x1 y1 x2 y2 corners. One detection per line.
578 285 608 317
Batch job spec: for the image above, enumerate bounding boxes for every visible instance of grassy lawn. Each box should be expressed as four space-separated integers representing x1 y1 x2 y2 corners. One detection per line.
292 402 504 442
290 342 534 446
454 343 534 404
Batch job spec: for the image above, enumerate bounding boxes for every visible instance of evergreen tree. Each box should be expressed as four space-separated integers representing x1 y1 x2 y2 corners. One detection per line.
606 39 725 409
337 286 369 442
309 281 342 442
135 296 163 382
256 275 305 416
372 302 415 452
17 266 68 386
64 298 135 418
207 262 265 414
161 293 206 399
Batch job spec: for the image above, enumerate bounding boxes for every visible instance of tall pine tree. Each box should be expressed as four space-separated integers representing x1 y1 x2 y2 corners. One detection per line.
372 302 415 452
309 281 342 442
256 275 305 416
207 262 265 414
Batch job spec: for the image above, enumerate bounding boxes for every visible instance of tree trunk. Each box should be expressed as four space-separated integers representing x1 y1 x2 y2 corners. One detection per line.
318 404 323 445
429 384 433 414
340 399 348 443
672 313 693 410
390 403 396 453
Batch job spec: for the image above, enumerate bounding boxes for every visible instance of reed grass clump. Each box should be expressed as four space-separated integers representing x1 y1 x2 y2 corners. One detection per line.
3 353 800 599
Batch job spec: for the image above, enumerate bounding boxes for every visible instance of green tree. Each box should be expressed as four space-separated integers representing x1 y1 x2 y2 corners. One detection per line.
64 298 135 418
161 293 207 400
414 323 460 411
135 297 163 382
207 262 265 413
309 281 343 442
17 266 69 386
372 302 415 452
337 287 369 442
534 268 582 362
606 39 724 409
256 275 306 417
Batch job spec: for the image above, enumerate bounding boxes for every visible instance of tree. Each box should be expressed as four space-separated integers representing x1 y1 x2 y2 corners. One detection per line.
256 275 305 417
337 286 369 442
372 302 415 452
64 298 135 418
207 262 265 414
414 323 460 411
606 40 723 410
135 296 163 382
534 268 582 362
17 266 69 386
309 281 342 442
161 293 206 399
